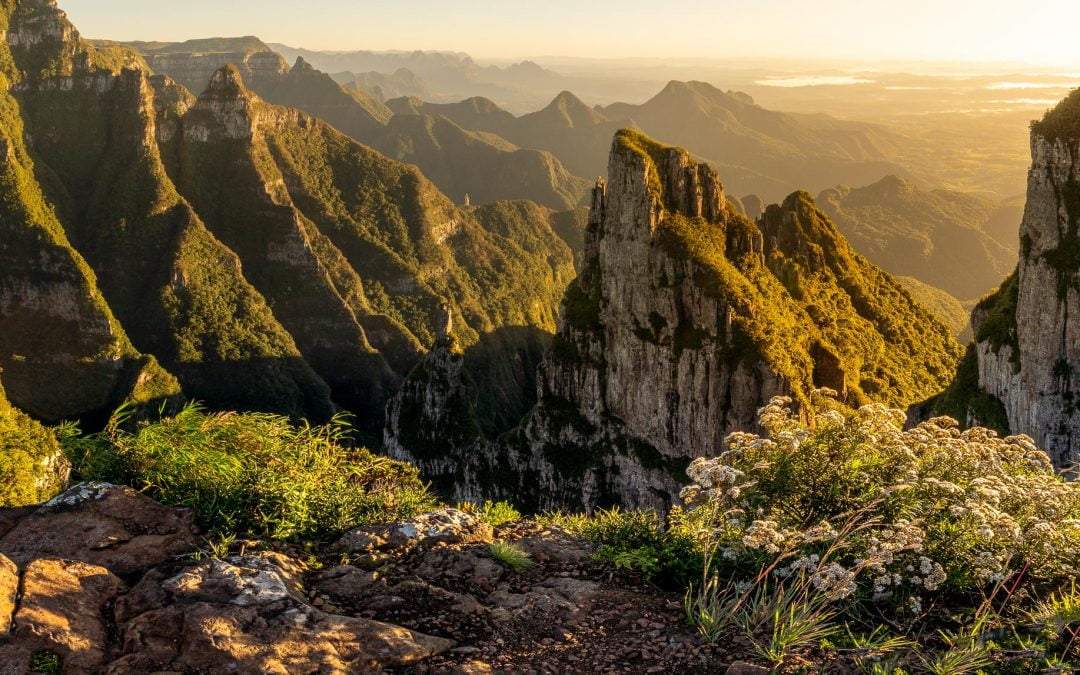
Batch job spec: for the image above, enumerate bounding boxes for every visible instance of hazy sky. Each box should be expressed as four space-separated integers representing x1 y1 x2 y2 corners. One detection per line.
62 0 1080 66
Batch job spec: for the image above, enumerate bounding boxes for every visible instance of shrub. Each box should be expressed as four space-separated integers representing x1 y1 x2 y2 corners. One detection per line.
457 500 521 527
489 540 533 571
0 402 67 507
62 403 436 539
680 392 1080 604
547 506 704 590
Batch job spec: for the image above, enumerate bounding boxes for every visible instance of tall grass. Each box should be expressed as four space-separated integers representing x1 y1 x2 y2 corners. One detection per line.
62 402 436 539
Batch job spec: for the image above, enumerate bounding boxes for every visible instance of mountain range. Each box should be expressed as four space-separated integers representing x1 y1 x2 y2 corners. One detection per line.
385 130 962 511
818 175 1021 302
0 0 576 443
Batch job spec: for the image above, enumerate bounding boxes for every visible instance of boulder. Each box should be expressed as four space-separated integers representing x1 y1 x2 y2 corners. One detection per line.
0 482 199 576
313 565 382 603
337 508 493 553
0 554 17 629
0 559 124 674
107 554 454 672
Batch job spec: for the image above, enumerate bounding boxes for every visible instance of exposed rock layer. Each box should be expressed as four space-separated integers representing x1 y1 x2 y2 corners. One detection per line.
966 91 1080 467
386 130 961 511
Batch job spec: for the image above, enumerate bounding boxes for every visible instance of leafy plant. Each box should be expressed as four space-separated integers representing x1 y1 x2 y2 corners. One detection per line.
29 650 60 673
546 506 704 589
62 403 436 539
457 500 521 527
489 540 533 572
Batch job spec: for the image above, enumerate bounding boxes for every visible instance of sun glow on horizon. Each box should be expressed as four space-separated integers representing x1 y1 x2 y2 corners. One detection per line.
59 0 1080 69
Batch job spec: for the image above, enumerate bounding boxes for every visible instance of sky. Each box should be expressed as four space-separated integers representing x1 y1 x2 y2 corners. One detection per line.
61 0 1080 67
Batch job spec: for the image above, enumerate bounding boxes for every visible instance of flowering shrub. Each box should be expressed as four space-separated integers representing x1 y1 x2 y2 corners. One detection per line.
680 391 1080 611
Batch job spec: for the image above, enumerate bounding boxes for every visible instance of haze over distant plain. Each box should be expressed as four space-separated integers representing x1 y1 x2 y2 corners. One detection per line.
63 0 1080 67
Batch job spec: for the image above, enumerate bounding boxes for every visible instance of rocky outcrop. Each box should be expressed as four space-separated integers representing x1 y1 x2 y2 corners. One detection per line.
108 554 454 673
1 1 576 430
0 482 200 575
386 130 960 511
0 487 456 672
963 90 1080 467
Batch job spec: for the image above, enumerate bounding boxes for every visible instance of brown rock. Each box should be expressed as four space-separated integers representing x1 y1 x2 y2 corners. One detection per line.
314 565 381 602
107 554 454 673
726 661 769 674
110 603 454 673
0 554 17 628
0 482 199 576
0 559 124 673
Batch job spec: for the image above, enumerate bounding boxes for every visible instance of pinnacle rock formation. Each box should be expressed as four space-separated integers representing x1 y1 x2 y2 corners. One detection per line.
386 130 961 511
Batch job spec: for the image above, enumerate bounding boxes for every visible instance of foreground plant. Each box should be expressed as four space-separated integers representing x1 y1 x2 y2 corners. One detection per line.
681 392 1080 605
457 500 521 527
489 540 534 571
62 402 436 539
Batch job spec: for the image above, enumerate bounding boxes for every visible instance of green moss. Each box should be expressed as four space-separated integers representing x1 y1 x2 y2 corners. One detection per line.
973 270 1019 366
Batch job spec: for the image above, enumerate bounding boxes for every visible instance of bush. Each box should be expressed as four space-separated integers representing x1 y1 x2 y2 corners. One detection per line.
680 393 1080 600
457 500 521 527
0 403 67 507
676 392 1080 670
548 507 704 590
62 403 436 539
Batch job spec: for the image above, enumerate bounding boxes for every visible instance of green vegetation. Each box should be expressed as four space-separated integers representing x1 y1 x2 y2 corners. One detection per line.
895 276 971 339
818 176 1018 301
0 383 66 507
1032 88 1080 142
488 540 534 571
930 344 1011 435
29 650 61 674
458 500 522 527
62 403 436 539
545 507 703 590
973 269 1020 362
563 398 1080 670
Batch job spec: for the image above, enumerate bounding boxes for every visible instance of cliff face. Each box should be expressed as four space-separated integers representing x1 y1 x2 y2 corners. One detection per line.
1 0 575 433
966 91 1080 467
386 130 961 512
0 0 180 421
4 2 334 420
134 46 590 211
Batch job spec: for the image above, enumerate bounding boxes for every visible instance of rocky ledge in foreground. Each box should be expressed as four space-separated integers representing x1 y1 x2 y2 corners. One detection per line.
0 484 750 673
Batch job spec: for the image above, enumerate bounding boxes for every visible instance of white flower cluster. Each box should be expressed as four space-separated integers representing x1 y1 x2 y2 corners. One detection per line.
682 395 1080 606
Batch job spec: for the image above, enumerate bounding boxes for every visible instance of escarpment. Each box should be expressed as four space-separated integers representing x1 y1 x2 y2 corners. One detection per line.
0 0 181 421
0 0 575 433
949 90 1080 468
385 129 961 512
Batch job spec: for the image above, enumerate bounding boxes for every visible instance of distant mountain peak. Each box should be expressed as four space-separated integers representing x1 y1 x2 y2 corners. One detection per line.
869 174 917 194
205 63 248 96
292 56 316 73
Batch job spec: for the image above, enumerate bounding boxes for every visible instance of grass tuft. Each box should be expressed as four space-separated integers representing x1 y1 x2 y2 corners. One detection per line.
61 402 436 539
489 540 534 572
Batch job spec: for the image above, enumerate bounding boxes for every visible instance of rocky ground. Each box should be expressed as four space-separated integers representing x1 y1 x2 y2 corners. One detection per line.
0 482 764 673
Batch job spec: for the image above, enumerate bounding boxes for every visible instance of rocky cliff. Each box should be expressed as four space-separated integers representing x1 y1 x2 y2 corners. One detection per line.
956 90 1080 467
134 45 591 211
386 130 961 511
0 0 576 434
0 0 181 421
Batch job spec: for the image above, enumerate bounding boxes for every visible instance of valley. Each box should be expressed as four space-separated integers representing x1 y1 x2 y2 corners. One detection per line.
2 0 1080 671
